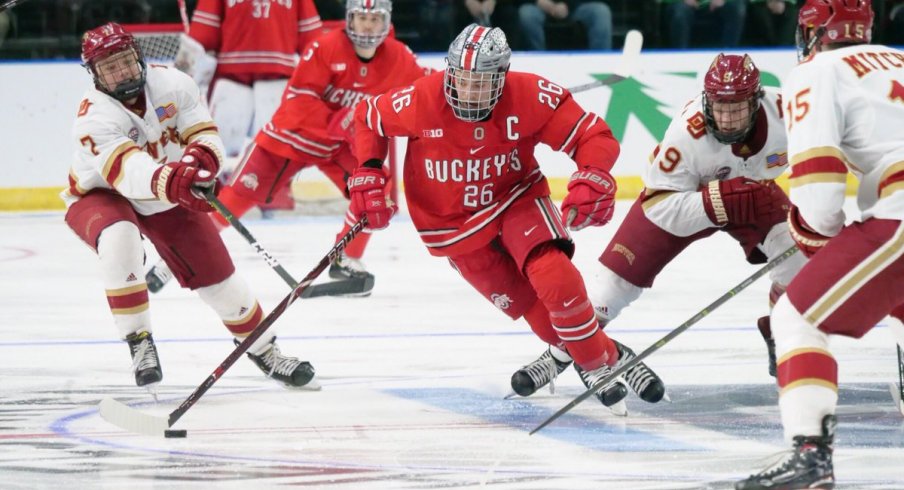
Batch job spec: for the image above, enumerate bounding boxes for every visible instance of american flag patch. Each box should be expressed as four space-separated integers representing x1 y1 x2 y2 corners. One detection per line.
766 152 788 168
155 103 177 122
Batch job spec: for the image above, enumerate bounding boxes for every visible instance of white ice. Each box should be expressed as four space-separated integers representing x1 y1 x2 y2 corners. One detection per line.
1 201 902 489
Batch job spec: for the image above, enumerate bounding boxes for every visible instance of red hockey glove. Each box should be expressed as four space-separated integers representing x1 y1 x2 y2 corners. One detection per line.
788 205 831 258
152 163 217 212
702 177 784 227
180 141 221 174
561 167 617 230
347 165 396 231
326 106 356 153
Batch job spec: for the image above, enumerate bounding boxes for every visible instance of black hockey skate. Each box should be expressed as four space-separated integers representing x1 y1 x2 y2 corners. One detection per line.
613 340 667 403
126 331 162 387
239 337 319 389
574 362 630 413
736 414 836 490
301 253 375 298
145 261 172 294
511 347 572 396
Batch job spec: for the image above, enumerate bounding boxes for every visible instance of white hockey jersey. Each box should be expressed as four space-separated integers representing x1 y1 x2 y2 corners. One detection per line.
63 66 225 216
782 45 904 236
642 87 789 237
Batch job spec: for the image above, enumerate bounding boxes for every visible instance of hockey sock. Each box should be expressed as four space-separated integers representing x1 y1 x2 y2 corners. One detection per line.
196 273 271 354
210 185 259 230
96 222 151 338
522 299 566 348
336 221 372 259
524 243 617 370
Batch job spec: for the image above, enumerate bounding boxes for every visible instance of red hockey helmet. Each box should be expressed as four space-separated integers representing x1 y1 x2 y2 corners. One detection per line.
702 53 763 144
797 0 873 60
81 22 146 101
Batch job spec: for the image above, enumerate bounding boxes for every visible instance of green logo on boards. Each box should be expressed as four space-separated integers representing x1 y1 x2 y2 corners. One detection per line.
591 71 782 141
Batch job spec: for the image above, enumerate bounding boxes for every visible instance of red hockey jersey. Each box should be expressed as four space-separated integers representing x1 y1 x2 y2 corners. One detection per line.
255 28 430 163
355 71 620 257
189 0 322 78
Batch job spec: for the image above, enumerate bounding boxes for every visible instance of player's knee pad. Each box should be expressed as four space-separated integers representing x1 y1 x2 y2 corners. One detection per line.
771 295 829 359
763 223 808 287
589 264 642 323
96 221 144 279
209 78 255 156
252 78 288 134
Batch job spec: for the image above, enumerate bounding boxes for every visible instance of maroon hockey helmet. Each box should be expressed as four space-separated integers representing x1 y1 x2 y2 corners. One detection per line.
81 22 146 101
701 53 763 144
797 0 873 60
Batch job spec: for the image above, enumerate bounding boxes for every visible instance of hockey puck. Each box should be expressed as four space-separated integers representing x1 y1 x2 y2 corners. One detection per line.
164 429 187 438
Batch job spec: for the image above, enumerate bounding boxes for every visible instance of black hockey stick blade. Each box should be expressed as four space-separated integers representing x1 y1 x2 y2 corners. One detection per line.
891 344 904 416
530 245 800 435
568 29 643 94
99 217 368 436
301 275 375 298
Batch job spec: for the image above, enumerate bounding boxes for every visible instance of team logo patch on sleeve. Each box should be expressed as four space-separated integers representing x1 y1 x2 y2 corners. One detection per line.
766 152 788 168
154 103 177 122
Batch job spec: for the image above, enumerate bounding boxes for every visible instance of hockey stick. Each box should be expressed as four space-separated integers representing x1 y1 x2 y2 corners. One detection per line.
0 0 29 12
568 29 643 95
98 216 368 437
177 0 190 33
890 344 904 416
530 245 800 435
206 192 370 298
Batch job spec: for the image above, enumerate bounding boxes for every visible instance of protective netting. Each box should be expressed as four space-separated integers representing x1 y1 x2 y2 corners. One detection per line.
122 23 183 62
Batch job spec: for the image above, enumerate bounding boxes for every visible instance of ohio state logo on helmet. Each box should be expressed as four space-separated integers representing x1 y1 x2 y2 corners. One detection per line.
81 22 146 101
444 24 511 122
345 0 392 49
796 0 873 60
701 53 763 144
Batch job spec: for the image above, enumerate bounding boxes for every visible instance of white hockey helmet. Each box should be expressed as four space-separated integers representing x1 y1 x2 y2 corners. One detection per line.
345 0 392 49
444 24 511 122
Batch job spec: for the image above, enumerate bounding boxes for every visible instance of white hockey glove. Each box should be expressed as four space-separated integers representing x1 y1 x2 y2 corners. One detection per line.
174 33 217 87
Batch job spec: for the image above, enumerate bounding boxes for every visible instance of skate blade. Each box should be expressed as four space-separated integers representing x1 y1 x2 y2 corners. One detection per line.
661 391 672 403
284 378 323 391
607 399 628 417
503 391 519 400
143 382 160 402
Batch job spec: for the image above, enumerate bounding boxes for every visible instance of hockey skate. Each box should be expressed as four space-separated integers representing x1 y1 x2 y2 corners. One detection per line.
736 414 836 490
574 362 630 416
239 337 320 389
126 331 162 390
510 347 572 396
145 260 172 294
302 253 375 298
613 340 668 403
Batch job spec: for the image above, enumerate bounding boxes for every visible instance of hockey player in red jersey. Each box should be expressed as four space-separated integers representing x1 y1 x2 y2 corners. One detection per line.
348 24 665 414
203 0 430 297
147 0 323 291
65 23 317 392
738 1 904 488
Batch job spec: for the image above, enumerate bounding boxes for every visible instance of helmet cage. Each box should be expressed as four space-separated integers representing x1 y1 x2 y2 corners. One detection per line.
345 0 392 49
81 23 146 101
702 54 763 144
444 24 511 122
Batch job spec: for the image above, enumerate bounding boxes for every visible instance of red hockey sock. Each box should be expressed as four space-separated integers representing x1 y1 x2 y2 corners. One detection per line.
211 185 259 229
524 243 616 370
522 299 565 348
336 222 372 259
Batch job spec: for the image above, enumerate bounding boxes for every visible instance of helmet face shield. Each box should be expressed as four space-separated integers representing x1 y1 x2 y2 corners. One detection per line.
444 24 511 122
345 0 392 49
702 54 763 144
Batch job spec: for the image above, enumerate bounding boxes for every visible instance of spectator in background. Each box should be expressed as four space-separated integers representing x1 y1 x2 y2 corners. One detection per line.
314 0 346 19
890 1 904 45
419 0 456 51
746 0 798 46
517 0 613 50
0 11 10 48
660 0 745 48
457 1 520 48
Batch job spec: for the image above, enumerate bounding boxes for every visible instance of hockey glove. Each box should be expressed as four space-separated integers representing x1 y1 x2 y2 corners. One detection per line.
561 167 617 230
152 163 217 212
788 205 831 258
327 106 356 154
702 177 783 227
348 165 396 231
180 140 221 174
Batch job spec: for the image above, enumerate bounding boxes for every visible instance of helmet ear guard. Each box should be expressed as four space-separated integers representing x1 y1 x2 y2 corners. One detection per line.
444 24 512 122
81 22 146 101
701 53 763 144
